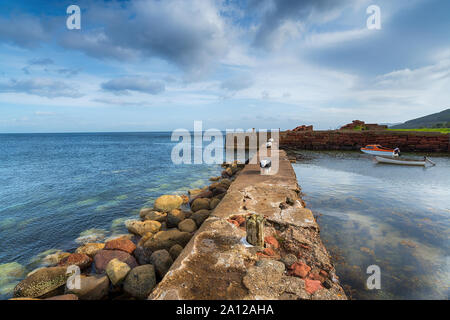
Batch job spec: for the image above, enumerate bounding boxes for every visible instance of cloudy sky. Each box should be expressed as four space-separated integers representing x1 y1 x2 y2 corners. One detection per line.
0 0 449 132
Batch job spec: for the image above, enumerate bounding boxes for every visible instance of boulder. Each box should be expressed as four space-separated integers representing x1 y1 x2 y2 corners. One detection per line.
133 245 153 265
140 209 167 222
190 198 210 212
65 275 109 300
58 253 92 270
169 244 183 260
123 265 156 299
125 219 161 236
281 254 297 268
106 258 131 285
178 219 197 233
189 190 213 202
167 209 186 227
104 238 136 254
209 176 220 181
191 209 211 226
209 198 221 210
149 250 173 278
75 243 105 258
94 250 138 273
143 229 191 251
211 187 227 197
41 251 71 266
137 232 153 247
14 267 69 298
153 195 183 212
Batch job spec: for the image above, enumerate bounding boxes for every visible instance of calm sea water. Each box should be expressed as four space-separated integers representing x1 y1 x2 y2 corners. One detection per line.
0 132 223 298
292 151 450 300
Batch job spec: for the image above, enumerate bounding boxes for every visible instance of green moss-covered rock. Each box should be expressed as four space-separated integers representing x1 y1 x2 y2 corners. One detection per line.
13 267 69 298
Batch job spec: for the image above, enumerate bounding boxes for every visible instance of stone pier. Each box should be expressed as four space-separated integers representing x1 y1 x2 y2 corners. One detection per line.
149 149 347 300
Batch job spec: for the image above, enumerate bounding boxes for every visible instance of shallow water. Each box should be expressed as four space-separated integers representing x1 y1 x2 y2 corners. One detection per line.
0 132 223 298
292 151 450 300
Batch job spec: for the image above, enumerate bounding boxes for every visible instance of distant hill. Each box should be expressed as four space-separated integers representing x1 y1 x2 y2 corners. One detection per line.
390 108 450 129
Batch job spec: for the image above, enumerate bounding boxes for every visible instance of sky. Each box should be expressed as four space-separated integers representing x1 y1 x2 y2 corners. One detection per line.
0 0 449 133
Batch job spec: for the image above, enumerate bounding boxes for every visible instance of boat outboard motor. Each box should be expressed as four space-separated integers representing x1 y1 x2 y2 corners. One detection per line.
260 158 271 175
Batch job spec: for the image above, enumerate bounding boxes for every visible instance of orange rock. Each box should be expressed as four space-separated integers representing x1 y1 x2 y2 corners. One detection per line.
289 262 311 278
264 236 279 249
263 247 276 256
58 253 92 269
105 238 136 254
305 278 323 294
234 215 246 226
227 219 239 227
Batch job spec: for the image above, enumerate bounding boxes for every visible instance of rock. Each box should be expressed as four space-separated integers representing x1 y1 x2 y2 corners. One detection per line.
75 243 105 258
190 190 213 202
94 250 138 273
106 258 131 285
190 198 210 212
305 278 323 294
190 209 211 226
167 209 186 227
140 209 167 222
153 195 183 212
289 262 311 278
65 275 109 300
281 254 297 268
143 229 191 251
125 219 161 236
137 232 154 247
264 236 280 249
225 167 233 176
209 176 220 181
13 267 69 298
133 245 153 265
178 219 197 233
169 244 183 260
149 250 173 278
105 238 136 254
282 276 310 300
180 195 189 204
45 294 78 300
123 265 156 299
58 253 92 269
42 251 71 266
211 187 227 197
209 198 221 210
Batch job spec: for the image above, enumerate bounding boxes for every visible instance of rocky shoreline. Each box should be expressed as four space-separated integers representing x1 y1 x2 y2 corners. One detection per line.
8 162 244 300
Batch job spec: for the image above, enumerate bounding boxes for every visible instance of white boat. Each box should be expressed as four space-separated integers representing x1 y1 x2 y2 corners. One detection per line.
361 144 396 156
375 156 435 166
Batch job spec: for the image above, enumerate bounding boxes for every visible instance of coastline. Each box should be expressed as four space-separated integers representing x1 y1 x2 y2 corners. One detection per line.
7 148 346 300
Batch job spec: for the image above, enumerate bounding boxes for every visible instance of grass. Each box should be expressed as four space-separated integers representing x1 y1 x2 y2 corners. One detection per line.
388 128 450 134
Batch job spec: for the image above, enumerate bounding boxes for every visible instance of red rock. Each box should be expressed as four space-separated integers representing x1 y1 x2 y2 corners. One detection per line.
58 253 92 269
289 262 311 278
309 272 325 283
305 278 323 294
227 219 239 227
264 236 279 249
263 247 276 256
234 215 246 226
319 270 328 278
105 238 136 254
94 250 138 273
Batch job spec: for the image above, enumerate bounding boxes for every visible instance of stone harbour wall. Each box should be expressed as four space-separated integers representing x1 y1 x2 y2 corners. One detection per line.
149 149 347 300
280 130 450 152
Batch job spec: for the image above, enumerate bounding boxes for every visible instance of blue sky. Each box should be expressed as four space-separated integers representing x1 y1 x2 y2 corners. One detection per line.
0 0 449 132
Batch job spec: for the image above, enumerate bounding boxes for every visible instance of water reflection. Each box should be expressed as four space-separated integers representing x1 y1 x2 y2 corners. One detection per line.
292 151 450 299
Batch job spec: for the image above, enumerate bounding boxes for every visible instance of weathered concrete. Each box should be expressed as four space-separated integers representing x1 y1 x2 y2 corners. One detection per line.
149 149 347 300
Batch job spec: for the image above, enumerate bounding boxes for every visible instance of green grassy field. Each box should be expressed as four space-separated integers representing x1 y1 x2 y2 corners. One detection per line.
388 128 450 134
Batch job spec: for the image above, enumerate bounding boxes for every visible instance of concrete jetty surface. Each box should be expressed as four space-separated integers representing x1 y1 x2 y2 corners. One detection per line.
149 149 347 300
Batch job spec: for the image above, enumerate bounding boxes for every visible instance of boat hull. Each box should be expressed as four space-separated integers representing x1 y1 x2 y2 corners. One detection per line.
375 156 425 166
361 149 394 156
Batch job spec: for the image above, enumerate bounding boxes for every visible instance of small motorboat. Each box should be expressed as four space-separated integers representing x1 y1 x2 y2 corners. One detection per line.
361 144 398 156
375 156 436 166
